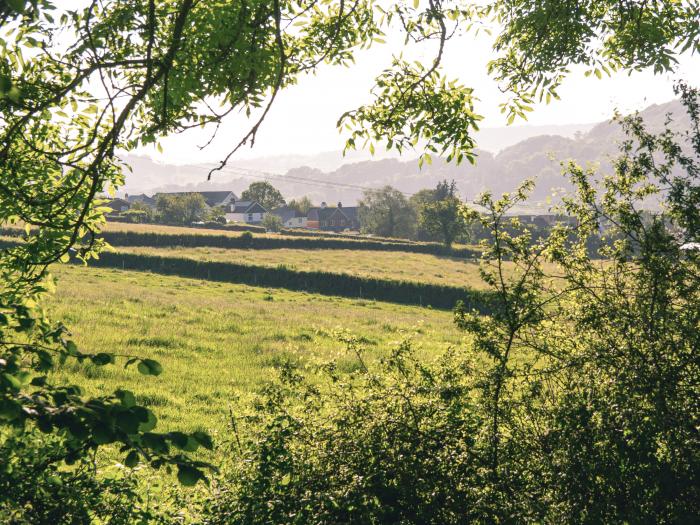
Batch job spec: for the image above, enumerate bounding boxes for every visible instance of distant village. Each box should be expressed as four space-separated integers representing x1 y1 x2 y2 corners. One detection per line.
106 190 361 231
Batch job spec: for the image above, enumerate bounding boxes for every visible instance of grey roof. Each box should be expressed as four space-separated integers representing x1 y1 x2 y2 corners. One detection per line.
308 206 359 224
229 201 267 214
106 198 130 210
126 193 155 205
271 206 305 222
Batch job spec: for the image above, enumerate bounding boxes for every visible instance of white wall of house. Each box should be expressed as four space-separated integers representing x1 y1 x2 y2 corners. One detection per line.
284 216 307 228
225 211 266 223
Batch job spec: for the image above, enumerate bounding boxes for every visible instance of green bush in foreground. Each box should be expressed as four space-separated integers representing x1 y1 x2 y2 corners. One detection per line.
205 85 699 524
0 432 161 524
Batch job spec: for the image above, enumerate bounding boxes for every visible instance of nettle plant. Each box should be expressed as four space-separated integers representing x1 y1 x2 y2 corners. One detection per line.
207 86 699 523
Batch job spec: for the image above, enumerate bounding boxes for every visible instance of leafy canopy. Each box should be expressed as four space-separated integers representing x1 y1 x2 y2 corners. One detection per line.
241 181 286 211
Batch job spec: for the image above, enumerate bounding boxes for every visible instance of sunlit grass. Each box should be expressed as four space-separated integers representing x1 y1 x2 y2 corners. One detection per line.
47 265 466 438
114 245 491 289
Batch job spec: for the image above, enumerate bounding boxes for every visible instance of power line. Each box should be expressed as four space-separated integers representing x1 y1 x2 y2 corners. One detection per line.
214 164 555 212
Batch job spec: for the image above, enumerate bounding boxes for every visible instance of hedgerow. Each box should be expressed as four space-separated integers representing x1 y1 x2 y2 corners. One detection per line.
87 251 493 311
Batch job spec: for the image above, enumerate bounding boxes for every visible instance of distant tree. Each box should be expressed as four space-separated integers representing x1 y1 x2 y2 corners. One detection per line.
419 180 469 248
127 201 155 223
241 182 285 211
206 206 227 224
359 186 415 239
121 209 149 223
156 193 207 225
288 196 313 214
409 188 440 241
262 213 283 232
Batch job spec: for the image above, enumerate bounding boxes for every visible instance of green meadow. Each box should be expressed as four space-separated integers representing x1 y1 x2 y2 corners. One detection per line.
116 245 488 288
47 265 466 437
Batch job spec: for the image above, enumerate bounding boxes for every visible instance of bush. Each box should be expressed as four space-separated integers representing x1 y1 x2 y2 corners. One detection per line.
0 433 163 524
262 214 283 233
204 340 492 524
205 85 700 524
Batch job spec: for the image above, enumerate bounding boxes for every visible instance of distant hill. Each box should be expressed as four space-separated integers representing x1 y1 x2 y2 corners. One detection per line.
119 99 688 205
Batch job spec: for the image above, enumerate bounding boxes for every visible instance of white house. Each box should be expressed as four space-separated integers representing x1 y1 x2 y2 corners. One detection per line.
271 206 307 228
225 201 267 224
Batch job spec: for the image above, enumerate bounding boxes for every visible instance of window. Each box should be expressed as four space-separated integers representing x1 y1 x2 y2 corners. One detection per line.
248 213 253 221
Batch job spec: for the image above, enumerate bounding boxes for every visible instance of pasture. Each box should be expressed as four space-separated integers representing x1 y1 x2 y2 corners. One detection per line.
47 265 466 436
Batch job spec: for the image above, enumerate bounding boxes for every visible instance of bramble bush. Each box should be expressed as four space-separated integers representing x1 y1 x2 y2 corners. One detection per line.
205 84 699 524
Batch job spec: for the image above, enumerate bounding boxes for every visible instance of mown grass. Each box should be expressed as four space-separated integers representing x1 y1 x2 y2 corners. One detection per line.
47 265 466 437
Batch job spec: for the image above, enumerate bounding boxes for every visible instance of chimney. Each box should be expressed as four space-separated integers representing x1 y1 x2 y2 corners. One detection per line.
321 202 327 209
337 201 342 208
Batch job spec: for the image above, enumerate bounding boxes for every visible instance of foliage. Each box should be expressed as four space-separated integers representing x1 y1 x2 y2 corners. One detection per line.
487 0 700 122
0 432 169 524
156 193 208 225
358 185 416 238
207 85 700 523
419 180 470 247
205 340 489 525
287 196 313 215
241 182 285 211
121 209 150 224
205 206 227 224
262 213 283 233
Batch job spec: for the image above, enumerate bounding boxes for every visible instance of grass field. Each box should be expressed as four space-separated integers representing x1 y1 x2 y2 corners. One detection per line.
47 265 466 437
116 245 488 289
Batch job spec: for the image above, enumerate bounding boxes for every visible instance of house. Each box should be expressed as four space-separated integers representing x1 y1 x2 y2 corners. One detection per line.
106 198 131 213
126 193 156 206
271 206 307 228
225 201 267 224
307 202 360 231
152 191 237 209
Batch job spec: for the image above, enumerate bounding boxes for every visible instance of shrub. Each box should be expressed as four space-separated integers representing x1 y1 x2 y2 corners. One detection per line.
0 433 163 524
205 84 700 524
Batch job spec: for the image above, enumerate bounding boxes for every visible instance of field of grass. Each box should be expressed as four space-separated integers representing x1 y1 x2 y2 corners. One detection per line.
47 265 466 437
116 245 488 289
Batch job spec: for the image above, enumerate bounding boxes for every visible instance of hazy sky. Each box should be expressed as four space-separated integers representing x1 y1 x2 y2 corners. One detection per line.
138 24 700 166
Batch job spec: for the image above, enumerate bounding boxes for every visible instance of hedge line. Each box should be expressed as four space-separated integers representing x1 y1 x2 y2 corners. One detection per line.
0 228 477 257
100 231 478 257
107 220 266 233
278 228 419 245
88 251 494 311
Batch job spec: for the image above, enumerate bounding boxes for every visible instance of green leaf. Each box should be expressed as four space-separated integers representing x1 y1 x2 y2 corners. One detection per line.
7 0 27 12
92 423 114 445
138 410 157 432
115 389 136 408
192 431 214 450
65 340 80 356
91 353 114 366
137 359 162 376
115 409 143 434
177 465 204 486
124 450 140 468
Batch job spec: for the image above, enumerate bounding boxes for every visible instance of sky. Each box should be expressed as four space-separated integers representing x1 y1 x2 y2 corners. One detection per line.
137 20 700 166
